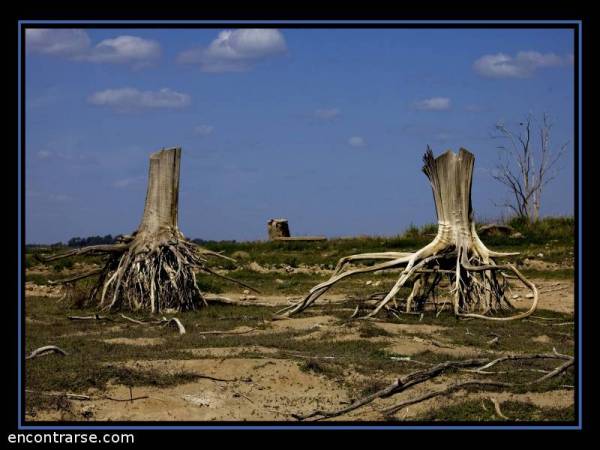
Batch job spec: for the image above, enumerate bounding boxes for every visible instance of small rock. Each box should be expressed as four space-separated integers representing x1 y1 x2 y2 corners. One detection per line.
526 293 534 299
512 294 520 299
537 253 544 258
275 279 284 285
373 281 381 287
246 295 257 301
243 289 250 295
365 280 372 286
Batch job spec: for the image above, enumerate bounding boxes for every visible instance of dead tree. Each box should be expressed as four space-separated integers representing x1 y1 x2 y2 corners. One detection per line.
38 147 251 313
267 219 291 240
267 218 326 241
275 148 538 321
492 113 568 222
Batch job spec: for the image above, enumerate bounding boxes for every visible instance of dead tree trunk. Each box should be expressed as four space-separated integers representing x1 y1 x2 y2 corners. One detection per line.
276 148 538 321
268 219 291 240
40 147 248 313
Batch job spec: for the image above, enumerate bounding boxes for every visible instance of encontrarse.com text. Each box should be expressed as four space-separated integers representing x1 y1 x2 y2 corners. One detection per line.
7 433 134 444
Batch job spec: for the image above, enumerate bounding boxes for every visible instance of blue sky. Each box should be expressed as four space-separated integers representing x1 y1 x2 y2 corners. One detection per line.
24 27 575 243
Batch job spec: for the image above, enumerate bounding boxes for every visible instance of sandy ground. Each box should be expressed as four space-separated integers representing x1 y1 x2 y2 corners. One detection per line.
24 277 575 422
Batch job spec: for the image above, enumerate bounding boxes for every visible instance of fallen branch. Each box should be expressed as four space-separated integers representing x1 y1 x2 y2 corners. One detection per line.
26 389 90 401
35 244 128 262
292 358 487 421
200 267 260 294
195 327 257 336
25 389 148 403
101 395 149 402
68 314 114 322
26 345 68 360
294 354 574 421
120 314 186 334
159 317 186 335
49 269 103 285
490 397 509 420
204 296 274 307
382 357 574 416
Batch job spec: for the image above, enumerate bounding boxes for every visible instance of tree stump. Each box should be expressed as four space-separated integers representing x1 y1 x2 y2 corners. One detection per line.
276 148 538 321
268 219 291 240
39 147 250 313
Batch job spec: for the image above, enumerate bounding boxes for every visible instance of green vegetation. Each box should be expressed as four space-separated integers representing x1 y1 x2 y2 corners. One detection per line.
23 216 575 421
415 399 575 422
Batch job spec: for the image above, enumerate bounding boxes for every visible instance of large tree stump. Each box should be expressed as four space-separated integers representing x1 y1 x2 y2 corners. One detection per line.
39 147 249 313
268 219 291 240
267 218 326 241
276 148 538 321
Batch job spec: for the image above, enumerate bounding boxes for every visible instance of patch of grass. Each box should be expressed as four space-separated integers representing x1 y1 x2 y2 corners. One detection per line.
299 359 344 378
390 309 574 356
415 399 575 422
358 322 392 338
521 268 574 280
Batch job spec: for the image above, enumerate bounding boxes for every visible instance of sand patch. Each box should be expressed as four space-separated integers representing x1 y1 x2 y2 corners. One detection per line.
103 337 166 347
385 337 485 357
50 358 350 421
183 346 279 358
270 315 339 332
373 322 448 335
511 279 574 314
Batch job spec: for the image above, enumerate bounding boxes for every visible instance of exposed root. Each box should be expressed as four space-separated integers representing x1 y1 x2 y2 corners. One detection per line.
26 345 68 360
204 296 274 307
119 314 186 334
159 317 186 335
293 353 574 421
278 148 538 321
67 314 114 322
47 238 255 314
490 397 509 420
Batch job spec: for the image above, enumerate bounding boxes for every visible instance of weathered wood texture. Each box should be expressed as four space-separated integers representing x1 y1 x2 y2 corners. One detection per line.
276 148 538 321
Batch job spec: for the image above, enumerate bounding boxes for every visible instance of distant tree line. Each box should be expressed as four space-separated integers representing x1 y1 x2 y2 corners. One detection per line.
67 235 117 247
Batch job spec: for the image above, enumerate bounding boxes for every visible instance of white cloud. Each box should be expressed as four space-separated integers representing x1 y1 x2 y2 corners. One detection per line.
26 29 160 67
177 29 287 72
88 88 191 112
415 97 451 111
473 51 569 78
193 124 214 136
81 36 161 67
315 108 340 120
348 136 365 147
26 29 90 57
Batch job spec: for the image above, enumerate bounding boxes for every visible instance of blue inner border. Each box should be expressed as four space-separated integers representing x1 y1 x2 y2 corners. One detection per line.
17 19 583 431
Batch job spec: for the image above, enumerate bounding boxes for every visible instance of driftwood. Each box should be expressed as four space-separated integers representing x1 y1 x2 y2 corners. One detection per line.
119 314 186 334
67 314 114 321
26 345 68 360
276 148 537 321
204 295 274 307
37 148 253 313
293 351 574 421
